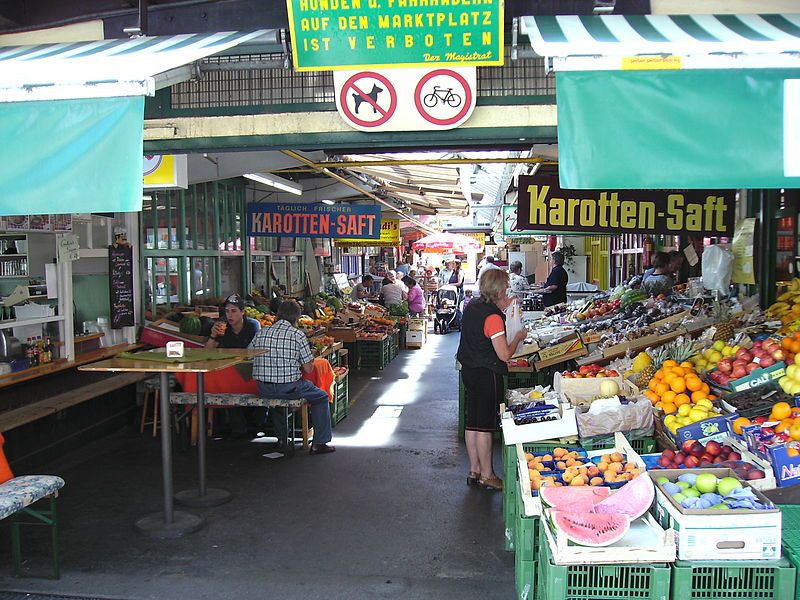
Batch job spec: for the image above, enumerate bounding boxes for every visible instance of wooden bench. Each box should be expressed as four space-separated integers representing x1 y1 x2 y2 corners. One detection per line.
169 392 311 454
0 372 148 433
0 475 64 578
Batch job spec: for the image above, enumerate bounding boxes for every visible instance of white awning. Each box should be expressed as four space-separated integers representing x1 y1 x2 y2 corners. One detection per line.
520 14 800 70
0 30 277 102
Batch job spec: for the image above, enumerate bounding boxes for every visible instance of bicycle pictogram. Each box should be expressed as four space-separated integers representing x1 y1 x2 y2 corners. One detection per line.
422 86 462 109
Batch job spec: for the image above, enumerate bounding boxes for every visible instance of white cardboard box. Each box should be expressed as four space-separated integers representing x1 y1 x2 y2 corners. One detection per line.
649 469 782 561
501 403 578 445
406 330 425 345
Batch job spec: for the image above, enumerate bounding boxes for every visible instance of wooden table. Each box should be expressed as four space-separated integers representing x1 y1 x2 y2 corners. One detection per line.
79 348 266 539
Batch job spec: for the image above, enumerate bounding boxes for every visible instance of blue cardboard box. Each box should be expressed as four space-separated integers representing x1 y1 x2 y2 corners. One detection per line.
743 423 800 488
669 414 735 445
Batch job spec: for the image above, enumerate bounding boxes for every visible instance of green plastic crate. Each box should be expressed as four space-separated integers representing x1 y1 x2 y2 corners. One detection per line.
516 550 537 600
669 558 796 600
780 505 800 556
782 546 800 600
515 488 539 563
507 370 552 390
580 436 657 455
503 443 518 551
538 521 670 600
331 373 348 427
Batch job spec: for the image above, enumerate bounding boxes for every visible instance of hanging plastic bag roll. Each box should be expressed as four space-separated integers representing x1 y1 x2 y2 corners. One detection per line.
702 245 734 293
504 300 525 355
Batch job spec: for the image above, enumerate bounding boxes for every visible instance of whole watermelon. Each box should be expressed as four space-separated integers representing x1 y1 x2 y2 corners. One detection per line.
179 315 202 335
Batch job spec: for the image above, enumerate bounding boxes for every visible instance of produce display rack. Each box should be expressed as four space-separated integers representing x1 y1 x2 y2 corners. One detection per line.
536 521 671 600
515 550 536 600
331 370 348 427
516 483 539 563
669 558 796 600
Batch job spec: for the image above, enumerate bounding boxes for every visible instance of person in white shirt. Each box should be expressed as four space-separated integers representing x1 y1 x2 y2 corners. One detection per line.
477 255 500 282
508 261 528 299
380 274 406 308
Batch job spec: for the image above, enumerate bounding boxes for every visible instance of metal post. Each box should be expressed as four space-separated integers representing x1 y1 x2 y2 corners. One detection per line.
196 372 207 496
159 371 174 523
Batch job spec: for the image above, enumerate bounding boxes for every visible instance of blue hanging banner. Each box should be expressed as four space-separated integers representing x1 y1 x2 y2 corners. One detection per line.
248 202 382 239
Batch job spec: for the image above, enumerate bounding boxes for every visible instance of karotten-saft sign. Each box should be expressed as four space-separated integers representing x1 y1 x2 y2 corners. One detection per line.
516 176 736 236
286 0 504 71
248 202 382 239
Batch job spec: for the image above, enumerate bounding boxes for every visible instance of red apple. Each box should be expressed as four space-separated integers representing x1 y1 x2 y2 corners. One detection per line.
705 441 722 456
748 469 766 480
746 363 759 374
773 349 786 361
700 453 714 463
690 442 705 457
684 455 700 468
733 359 748 370
713 456 725 464
732 366 747 379
753 416 767 424
728 451 742 461
682 440 697 454
760 356 776 368
717 359 733 373
673 453 685 465
658 457 673 467
661 449 676 460
718 374 731 385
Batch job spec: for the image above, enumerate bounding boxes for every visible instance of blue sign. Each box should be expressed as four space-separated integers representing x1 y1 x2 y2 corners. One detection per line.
247 202 382 239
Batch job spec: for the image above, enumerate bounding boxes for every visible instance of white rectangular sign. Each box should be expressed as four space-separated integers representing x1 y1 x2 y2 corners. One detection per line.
784 79 800 177
57 233 80 262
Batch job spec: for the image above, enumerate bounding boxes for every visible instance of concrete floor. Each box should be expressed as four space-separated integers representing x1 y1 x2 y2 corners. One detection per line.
0 331 515 599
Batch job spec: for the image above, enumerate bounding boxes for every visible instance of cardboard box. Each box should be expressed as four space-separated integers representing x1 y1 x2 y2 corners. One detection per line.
649 469 782 560
501 403 578 445
407 318 426 331
328 327 358 343
554 372 638 404
668 414 735 446
743 425 800 488
534 332 584 363
710 362 786 393
406 330 425 346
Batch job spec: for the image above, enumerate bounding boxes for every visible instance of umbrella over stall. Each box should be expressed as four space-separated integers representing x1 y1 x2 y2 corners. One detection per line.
412 232 482 254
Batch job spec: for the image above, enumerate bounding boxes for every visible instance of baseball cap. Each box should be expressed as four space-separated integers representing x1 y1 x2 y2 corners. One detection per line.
224 293 245 309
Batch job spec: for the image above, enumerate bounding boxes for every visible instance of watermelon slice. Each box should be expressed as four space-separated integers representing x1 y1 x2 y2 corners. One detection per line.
540 486 612 511
550 510 630 547
593 474 655 520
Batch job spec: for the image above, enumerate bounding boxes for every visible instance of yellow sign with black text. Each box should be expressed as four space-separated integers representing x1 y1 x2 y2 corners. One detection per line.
336 218 400 247
516 176 736 236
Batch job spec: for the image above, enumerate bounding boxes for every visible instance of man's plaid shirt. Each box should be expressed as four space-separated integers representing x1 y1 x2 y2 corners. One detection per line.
249 319 313 383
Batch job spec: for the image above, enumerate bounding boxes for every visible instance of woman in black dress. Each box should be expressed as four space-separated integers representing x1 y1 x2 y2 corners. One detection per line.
456 269 526 491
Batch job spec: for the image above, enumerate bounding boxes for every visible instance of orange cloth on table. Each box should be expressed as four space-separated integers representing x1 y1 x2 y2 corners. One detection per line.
174 366 258 396
0 433 14 484
301 357 336 403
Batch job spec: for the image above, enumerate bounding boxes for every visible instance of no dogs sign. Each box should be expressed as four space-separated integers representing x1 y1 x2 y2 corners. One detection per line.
333 67 476 132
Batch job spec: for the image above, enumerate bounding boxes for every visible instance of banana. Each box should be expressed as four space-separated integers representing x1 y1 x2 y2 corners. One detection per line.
778 291 796 301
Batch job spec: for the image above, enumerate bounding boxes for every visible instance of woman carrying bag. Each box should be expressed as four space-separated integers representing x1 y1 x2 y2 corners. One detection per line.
456 269 526 491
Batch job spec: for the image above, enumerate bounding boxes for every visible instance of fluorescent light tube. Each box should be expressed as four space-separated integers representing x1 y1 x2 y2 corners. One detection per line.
321 199 336 205
243 172 303 195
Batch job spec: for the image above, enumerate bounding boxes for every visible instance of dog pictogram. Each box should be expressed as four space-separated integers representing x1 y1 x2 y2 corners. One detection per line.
352 84 384 114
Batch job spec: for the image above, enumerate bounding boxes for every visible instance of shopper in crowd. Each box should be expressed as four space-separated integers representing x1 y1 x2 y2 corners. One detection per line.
206 293 260 349
380 273 406 308
642 252 674 297
669 250 686 284
350 274 373 301
404 276 425 316
462 289 475 311
477 255 500 282
533 252 569 307
206 293 261 437
439 260 454 287
396 256 412 277
457 269 526 491
508 261 527 299
269 284 286 314
447 260 465 296
250 300 334 454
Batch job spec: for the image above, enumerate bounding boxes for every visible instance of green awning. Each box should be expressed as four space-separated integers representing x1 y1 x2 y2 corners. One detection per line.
521 14 800 189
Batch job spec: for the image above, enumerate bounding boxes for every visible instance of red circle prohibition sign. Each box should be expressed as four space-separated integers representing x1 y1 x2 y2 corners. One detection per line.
414 69 473 126
340 71 397 128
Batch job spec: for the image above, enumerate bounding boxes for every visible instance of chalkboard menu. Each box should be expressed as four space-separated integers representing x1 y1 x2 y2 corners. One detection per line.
109 244 134 328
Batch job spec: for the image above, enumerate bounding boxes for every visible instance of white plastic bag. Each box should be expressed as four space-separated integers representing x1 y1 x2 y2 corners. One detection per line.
702 245 734 293
504 301 524 354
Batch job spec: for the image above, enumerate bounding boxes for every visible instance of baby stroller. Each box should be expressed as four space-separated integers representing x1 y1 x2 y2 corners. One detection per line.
433 285 461 334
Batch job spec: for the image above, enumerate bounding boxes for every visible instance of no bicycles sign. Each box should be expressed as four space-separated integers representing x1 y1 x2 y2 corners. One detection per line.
333 67 476 132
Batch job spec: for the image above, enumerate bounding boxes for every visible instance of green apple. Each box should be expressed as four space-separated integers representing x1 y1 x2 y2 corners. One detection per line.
712 340 725 352
683 488 701 499
672 493 687 503
676 481 691 491
695 473 719 494
711 503 731 510
717 477 743 497
656 476 670 485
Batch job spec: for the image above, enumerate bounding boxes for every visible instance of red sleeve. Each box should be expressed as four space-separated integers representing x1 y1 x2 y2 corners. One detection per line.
483 314 505 339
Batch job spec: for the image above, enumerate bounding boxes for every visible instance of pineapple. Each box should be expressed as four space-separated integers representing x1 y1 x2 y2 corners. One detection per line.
712 301 735 342
635 338 696 389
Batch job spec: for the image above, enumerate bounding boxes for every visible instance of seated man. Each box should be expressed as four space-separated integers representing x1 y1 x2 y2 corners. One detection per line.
249 300 335 454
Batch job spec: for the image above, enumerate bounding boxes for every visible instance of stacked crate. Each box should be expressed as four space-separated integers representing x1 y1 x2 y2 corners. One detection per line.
331 370 348 427
358 336 390 370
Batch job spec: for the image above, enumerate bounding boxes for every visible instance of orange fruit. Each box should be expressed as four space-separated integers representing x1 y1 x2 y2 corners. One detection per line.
662 372 677 386
732 416 751 435
776 419 795 434
663 360 678 369
783 337 793 350
680 361 693 369
648 379 659 392
671 366 687 377
661 403 677 414
686 377 703 392
670 378 687 394
788 447 800 458
654 382 669 396
644 390 659 404
790 423 800 442
674 394 691 406
661 390 677 404
701 383 711 394
653 369 665 381
691 391 707 403
791 340 800 355
773 401 793 420
708 394 717 401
